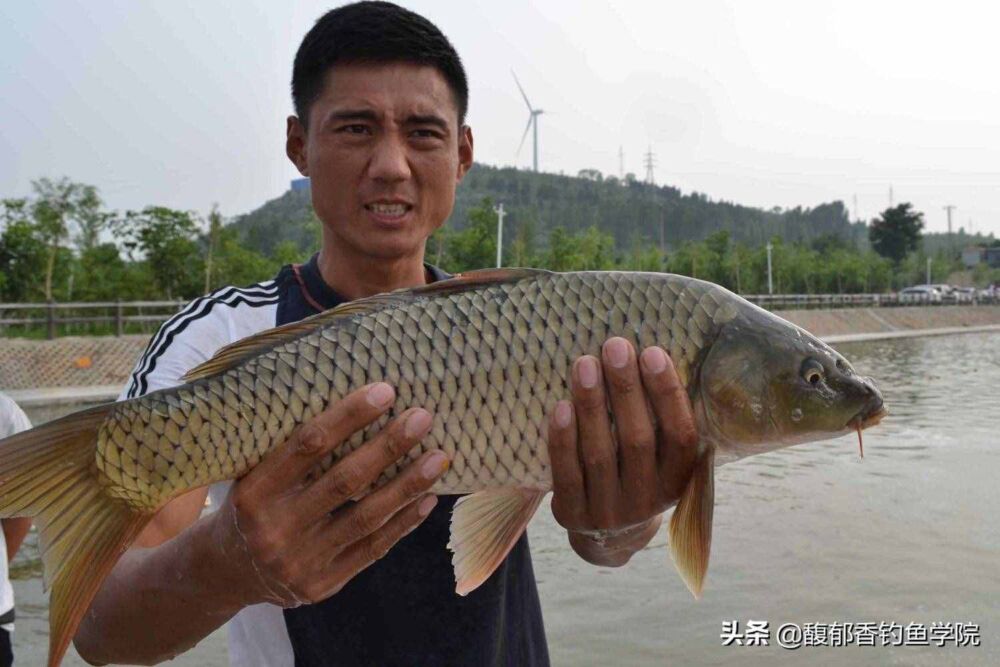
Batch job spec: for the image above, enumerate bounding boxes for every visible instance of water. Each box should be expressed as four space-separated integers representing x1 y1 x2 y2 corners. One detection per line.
11 333 999 665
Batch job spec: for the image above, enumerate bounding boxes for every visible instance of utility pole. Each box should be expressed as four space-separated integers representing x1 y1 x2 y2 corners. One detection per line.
853 194 859 222
943 204 956 257
618 146 624 180
889 186 894 208
943 205 956 236
659 208 665 256
494 202 505 268
766 242 774 295
926 256 931 285
643 146 656 185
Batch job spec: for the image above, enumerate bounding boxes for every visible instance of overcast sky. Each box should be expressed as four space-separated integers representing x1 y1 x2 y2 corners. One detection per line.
2 1 998 236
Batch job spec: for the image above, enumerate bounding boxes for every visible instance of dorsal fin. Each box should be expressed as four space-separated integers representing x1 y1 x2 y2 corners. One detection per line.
182 267 547 383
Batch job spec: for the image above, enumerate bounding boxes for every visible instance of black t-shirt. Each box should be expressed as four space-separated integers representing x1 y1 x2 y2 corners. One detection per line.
280 254 550 667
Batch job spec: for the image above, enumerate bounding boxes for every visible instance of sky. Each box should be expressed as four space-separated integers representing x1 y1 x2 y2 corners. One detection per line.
2 1 999 237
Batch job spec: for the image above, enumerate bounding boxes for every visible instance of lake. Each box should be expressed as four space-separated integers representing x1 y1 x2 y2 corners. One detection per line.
11 332 999 665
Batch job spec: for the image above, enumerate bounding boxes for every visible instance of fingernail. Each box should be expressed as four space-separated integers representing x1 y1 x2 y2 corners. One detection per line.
418 495 438 517
641 347 667 374
554 401 572 428
421 451 448 479
604 338 629 369
578 357 598 388
367 383 394 408
405 409 432 438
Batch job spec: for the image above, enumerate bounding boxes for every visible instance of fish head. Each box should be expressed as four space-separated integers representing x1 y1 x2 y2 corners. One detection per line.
696 308 886 458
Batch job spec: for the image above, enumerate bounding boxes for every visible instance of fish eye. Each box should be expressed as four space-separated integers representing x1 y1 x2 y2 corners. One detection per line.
801 359 825 386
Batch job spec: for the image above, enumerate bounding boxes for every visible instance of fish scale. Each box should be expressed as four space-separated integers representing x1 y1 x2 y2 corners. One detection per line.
93 271 728 508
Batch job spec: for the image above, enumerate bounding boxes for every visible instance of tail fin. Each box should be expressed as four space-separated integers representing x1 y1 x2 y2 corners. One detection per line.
668 447 715 599
0 404 152 667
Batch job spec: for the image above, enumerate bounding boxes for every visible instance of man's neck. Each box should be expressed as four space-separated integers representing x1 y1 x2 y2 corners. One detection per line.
315 243 430 301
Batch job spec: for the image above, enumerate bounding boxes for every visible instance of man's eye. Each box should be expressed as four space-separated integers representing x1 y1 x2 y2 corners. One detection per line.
339 125 370 135
411 129 441 139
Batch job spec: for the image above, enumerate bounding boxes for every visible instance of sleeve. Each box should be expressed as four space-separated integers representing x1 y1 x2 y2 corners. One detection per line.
118 301 240 401
117 286 281 401
0 394 32 438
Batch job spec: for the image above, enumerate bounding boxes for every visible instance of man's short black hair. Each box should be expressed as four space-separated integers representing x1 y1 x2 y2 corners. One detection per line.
292 1 469 129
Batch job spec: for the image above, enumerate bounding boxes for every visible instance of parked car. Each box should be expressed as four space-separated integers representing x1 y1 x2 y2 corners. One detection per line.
925 284 956 303
899 286 943 304
953 287 976 303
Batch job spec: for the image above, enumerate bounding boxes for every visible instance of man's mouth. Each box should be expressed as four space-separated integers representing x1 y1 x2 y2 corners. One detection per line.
365 202 412 220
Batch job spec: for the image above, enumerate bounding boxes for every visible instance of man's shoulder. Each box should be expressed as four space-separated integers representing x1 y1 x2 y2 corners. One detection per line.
121 271 293 399
158 275 287 342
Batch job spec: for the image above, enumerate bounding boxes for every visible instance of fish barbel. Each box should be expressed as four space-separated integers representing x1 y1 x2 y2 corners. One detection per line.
0 268 886 666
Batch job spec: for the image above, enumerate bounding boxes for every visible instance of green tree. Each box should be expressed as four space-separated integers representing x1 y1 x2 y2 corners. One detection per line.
74 243 136 301
30 177 105 300
869 203 923 264
272 240 305 267
0 205 48 301
508 217 538 267
204 204 224 293
542 226 577 271
117 206 203 300
575 226 615 270
441 198 497 271
208 225 278 290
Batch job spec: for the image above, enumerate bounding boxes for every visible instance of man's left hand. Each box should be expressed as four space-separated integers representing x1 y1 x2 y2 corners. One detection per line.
547 337 699 567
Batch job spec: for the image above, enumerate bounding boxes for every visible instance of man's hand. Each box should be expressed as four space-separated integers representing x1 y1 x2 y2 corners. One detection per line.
210 382 449 608
548 338 699 567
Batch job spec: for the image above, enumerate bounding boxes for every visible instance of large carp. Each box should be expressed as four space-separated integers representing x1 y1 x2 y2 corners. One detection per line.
0 268 886 666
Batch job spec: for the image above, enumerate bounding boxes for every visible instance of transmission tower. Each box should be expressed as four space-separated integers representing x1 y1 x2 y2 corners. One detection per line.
643 146 656 185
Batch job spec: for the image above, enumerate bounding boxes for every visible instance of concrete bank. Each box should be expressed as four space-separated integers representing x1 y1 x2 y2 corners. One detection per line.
775 304 1000 339
3 305 999 416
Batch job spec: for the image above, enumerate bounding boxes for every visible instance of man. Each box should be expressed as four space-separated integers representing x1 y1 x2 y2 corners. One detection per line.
74 3 697 665
0 392 33 667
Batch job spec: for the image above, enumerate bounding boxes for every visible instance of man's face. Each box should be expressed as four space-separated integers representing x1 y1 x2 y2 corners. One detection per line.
287 62 473 262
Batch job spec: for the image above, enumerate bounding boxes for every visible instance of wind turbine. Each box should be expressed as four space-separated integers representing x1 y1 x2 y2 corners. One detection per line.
512 71 544 172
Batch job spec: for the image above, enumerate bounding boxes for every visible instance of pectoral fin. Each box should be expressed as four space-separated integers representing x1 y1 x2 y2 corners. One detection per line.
668 448 715 599
448 487 545 596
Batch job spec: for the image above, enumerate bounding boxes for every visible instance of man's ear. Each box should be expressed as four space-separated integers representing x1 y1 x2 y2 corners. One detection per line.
286 116 309 176
456 125 474 183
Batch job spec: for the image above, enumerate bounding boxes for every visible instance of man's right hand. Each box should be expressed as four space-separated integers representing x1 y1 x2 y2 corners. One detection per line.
210 381 448 608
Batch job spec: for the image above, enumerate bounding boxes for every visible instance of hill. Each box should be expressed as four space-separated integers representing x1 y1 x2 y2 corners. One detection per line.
230 163 869 256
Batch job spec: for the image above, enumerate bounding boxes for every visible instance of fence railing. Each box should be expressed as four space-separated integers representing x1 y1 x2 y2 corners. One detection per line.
1 294 997 339
0 300 186 339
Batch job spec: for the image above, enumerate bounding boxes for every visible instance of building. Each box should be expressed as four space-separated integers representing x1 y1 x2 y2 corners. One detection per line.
290 177 310 192
964 246 1000 268
962 246 985 268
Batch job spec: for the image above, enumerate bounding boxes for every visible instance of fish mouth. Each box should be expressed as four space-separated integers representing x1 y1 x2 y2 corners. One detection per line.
847 400 888 431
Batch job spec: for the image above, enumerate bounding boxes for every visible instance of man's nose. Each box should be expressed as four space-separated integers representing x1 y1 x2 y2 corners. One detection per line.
368 134 411 183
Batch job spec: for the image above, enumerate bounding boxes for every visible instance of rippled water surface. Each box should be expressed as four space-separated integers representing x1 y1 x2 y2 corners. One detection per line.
12 333 1000 665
